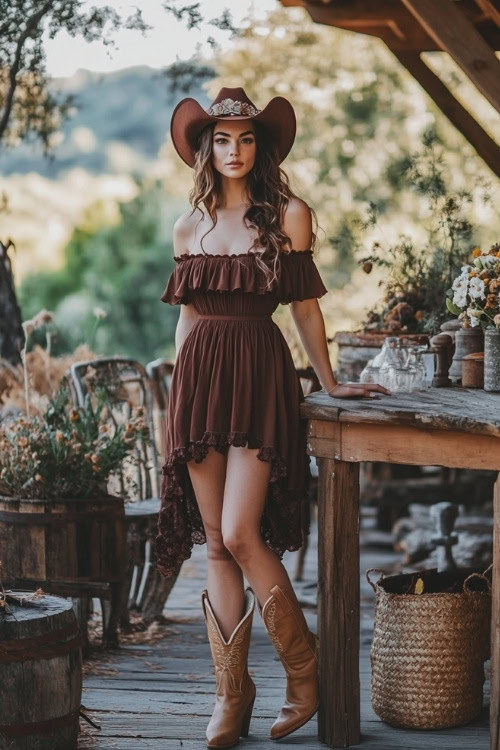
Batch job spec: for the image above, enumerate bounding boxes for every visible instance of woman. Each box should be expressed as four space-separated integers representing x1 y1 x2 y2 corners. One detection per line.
155 86 390 748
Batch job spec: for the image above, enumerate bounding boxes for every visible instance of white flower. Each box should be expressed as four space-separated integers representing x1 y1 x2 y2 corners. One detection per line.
452 275 468 292
469 276 485 300
467 308 481 327
453 291 467 308
93 306 107 320
461 265 471 274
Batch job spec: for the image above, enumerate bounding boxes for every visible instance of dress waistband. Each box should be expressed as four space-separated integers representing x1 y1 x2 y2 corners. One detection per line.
197 314 272 321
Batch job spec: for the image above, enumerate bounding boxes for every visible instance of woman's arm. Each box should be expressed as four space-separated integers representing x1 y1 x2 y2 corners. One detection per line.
283 198 390 399
289 298 337 392
175 304 199 356
173 212 200 358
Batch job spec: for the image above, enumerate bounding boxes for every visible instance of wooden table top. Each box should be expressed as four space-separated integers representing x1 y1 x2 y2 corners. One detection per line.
300 387 500 439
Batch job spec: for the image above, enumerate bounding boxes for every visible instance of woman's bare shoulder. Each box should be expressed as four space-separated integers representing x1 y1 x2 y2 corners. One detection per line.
282 197 312 252
172 210 200 257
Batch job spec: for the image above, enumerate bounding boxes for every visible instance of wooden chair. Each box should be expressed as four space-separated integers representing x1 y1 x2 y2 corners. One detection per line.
70 357 177 639
145 358 175 459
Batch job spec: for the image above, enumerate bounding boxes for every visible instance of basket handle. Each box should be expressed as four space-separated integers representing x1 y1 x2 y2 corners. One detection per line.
463 563 493 594
366 568 386 592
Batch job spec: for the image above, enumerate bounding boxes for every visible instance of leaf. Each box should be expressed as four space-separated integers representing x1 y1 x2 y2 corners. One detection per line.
446 298 461 315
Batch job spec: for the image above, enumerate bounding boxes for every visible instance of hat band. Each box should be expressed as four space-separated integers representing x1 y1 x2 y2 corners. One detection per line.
207 98 261 117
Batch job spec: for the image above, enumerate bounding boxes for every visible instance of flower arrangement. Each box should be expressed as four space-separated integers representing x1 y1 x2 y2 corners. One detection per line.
446 245 500 329
0 383 152 500
354 129 496 335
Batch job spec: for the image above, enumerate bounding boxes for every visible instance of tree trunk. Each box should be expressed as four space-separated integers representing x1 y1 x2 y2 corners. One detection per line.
0 240 24 366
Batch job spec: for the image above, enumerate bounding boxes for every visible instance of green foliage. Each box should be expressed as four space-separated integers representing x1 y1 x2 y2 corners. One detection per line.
355 130 492 334
0 382 150 500
0 1 150 151
17 180 184 362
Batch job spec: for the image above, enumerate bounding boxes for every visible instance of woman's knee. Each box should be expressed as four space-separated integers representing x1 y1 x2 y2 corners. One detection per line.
205 527 234 562
222 526 259 563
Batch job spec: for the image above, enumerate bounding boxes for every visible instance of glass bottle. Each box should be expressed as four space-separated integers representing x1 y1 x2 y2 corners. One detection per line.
378 337 403 388
359 359 380 384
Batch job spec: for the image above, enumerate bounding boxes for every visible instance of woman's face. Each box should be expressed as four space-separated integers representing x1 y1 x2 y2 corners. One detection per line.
211 120 256 179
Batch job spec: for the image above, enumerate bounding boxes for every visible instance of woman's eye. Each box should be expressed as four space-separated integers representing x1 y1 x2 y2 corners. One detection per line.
215 138 254 144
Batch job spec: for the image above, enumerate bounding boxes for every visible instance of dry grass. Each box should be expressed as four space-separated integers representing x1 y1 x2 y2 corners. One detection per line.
0 343 99 416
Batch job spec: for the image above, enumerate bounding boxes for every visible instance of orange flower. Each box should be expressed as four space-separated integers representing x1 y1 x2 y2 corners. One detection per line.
469 271 477 277
472 248 482 258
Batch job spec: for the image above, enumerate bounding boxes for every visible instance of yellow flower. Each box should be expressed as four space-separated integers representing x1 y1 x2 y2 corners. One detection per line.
472 247 482 258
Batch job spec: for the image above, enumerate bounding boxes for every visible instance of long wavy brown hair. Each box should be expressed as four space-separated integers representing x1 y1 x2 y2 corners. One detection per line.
187 120 319 290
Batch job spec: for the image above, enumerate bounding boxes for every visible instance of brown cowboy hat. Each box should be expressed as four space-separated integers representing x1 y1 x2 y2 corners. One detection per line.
170 86 296 168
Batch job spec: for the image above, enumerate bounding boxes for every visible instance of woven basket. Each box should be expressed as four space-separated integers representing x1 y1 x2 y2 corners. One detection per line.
366 565 492 730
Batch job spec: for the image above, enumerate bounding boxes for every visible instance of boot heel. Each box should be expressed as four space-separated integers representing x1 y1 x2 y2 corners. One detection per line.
240 695 255 737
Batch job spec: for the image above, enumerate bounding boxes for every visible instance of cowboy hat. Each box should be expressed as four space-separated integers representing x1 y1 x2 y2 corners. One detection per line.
170 86 296 168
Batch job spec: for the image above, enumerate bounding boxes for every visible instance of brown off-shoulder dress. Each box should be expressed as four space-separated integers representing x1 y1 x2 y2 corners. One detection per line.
154 249 328 578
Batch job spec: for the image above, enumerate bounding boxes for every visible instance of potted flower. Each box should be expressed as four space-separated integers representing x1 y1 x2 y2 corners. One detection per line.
446 244 500 391
0 381 152 588
333 130 481 381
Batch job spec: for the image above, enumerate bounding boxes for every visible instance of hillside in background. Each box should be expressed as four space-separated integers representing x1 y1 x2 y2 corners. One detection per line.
0 66 210 178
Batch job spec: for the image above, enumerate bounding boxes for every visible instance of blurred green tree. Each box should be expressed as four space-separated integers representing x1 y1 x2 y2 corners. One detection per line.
18 180 185 363
0 1 152 152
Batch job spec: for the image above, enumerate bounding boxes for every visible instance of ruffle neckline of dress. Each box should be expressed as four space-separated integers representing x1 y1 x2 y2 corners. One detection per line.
173 249 315 262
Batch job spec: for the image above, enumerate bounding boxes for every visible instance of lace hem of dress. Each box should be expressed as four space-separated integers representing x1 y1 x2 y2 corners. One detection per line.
154 430 310 579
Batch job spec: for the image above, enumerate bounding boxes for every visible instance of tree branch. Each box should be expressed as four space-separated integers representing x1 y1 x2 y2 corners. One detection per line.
0 0 55 141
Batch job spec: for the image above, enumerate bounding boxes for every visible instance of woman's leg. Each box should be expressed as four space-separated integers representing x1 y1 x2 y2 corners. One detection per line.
221 446 299 608
222 446 318 741
187 446 245 640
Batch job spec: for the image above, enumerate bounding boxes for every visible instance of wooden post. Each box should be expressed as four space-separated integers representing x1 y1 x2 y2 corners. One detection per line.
492 472 500 750
317 456 360 747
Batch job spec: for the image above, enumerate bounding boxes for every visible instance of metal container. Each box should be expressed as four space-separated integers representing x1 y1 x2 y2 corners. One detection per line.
484 328 500 392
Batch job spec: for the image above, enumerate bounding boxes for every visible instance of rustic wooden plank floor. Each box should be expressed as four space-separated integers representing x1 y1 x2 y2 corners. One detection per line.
79 513 490 750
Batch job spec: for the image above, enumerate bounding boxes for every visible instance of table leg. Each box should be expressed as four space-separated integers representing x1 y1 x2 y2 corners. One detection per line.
492 472 500 750
317 457 361 747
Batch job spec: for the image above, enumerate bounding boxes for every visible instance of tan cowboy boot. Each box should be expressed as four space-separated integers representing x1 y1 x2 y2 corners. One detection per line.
202 588 256 749
260 584 319 740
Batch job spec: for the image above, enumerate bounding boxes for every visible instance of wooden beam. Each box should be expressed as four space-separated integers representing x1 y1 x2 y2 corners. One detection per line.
307 420 500 470
475 0 500 29
280 0 500 51
402 0 500 114
391 49 500 178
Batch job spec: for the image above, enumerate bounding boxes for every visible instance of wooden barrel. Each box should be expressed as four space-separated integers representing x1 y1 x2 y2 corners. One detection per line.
0 495 125 585
0 592 82 749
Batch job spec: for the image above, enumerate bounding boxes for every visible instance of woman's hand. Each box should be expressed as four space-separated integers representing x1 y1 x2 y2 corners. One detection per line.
327 382 391 399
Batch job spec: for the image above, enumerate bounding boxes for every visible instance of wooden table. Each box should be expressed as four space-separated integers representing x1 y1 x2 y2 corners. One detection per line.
300 387 500 749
